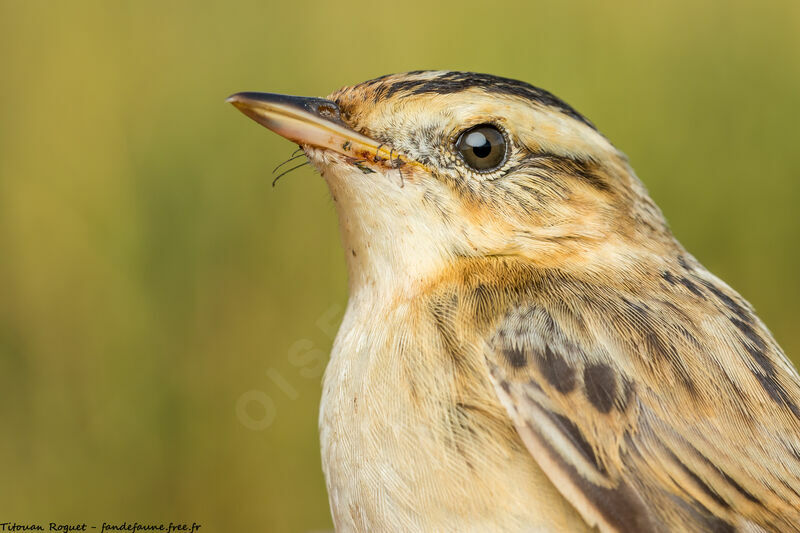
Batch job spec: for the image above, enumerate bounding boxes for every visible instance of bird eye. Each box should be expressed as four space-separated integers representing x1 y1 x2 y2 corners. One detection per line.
455 124 507 172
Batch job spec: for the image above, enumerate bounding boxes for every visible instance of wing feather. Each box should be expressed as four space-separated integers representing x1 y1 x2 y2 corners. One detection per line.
481 271 800 532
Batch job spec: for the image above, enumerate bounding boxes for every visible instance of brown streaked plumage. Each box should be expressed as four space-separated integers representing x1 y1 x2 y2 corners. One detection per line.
228 71 800 532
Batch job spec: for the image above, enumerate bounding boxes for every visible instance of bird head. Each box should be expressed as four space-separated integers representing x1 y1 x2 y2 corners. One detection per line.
228 71 673 295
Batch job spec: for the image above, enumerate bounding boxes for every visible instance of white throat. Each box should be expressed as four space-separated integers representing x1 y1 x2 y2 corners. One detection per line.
314 156 451 301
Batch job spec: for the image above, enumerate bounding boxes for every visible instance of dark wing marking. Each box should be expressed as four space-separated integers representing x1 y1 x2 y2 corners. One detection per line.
484 297 800 533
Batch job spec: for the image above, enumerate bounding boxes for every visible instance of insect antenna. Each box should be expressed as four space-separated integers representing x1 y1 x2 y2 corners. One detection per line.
272 161 310 187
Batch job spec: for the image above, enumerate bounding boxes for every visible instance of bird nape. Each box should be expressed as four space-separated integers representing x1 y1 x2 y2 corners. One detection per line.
228 71 800 533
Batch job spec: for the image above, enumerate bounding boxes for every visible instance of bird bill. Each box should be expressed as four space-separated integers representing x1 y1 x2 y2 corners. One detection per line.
227 91 415 170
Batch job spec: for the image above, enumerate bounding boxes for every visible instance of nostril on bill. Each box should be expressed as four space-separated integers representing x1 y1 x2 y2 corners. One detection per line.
314 102 342 123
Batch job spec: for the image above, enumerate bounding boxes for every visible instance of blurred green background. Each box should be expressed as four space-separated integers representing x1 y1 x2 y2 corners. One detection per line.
1 1 799 531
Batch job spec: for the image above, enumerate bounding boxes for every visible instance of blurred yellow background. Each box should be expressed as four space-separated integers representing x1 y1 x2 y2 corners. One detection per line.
1 1 799 531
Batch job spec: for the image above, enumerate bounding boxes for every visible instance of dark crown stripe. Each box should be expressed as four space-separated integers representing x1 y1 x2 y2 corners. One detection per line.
367 71 597 131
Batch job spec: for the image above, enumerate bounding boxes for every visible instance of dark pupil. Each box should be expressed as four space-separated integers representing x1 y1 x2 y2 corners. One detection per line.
467 132 492 158
457 125 506 172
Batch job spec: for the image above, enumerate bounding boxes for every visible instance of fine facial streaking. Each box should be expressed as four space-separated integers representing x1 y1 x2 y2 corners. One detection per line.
229 71 800 532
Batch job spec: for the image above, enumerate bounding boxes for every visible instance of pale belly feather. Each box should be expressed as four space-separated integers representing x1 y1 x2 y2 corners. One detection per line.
318 300 590 533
